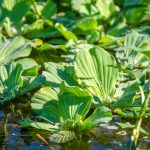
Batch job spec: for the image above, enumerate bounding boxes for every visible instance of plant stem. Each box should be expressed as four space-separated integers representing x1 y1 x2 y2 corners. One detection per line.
35 134 54 149
130 87 150 148
31 0 42 18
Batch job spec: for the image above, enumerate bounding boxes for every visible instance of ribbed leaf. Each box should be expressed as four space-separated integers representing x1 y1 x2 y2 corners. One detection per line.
19 75 46 95
1 0 30 31
116 30 150 68
21 118 59 132
43 62 77 92
0 62 23 103
31 87 59 123
74 47 118 105
16 58 38 76
0 62 45 103
49 130 76 143
0 36 31 65
41 0 57 19
58 84 92 124
81 106 112 130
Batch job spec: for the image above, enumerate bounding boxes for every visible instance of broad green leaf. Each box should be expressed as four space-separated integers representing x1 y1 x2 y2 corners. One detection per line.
41 0 57 19
43 62 77 92
116 30 150 68
0 36 32 65
58 85 92 123
21 118 59 132
107 16 128 36
19 75 46 95
0 62 23 103
81 106 112 130
24 26 59 39
141 51 150 62
113 83 139 108
16 58 38 76
124 5 150 25
0 62 45 103
124 0 150 7
1 0 30 31
49 130 76 143
73 17 100 43
74 17 98 31
55 23 78 43
74 47 118 105
98 35 122 49
31 87 59 123
71 0 116 19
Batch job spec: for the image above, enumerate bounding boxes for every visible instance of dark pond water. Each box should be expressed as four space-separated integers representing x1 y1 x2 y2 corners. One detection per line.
0 109 150 150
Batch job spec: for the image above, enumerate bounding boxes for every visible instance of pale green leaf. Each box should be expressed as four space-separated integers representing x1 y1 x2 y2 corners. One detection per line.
16 58 38 76
41 0 57 19
21 118 59 132
0 62 23 103
49 130 76 143
43 62 77 92
74 47 118 105
55 23 78 43
0 36 32 65
81 106 112 130
58 84 92 123
31 87 59 123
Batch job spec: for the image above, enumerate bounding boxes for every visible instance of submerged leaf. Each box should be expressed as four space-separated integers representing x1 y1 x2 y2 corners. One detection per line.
49 130 76 143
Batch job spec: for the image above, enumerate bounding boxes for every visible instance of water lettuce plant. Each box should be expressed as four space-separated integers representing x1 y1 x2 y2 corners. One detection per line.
0 62 45 103
22 83 112 143
0 0 150 149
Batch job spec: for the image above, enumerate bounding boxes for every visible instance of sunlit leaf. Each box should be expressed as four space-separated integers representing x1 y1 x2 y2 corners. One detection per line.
0 36 32 65
21 118 59 132
74 47 118 105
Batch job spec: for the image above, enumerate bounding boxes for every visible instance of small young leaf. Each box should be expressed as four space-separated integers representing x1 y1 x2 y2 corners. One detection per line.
81 106 112 130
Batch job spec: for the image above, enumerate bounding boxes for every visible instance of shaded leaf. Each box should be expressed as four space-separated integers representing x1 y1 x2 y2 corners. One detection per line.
55 23 78 43
31 87 59 123
58 84 92 123
81 106 112 130
0 62 23 103
41 0 57 19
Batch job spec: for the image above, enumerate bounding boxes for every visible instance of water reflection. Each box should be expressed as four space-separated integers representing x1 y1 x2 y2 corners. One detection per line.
0 111 149 150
